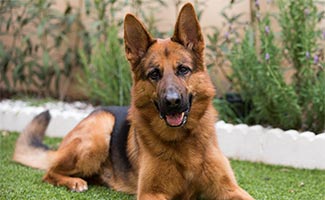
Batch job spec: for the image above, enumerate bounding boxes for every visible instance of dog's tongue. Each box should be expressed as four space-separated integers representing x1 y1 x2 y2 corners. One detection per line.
166 112 184 127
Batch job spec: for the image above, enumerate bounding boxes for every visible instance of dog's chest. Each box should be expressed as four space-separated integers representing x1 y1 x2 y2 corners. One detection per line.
183 169 195 181
178 151 204 183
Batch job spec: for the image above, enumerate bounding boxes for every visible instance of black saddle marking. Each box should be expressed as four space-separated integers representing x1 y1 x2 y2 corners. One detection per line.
93 106 132 173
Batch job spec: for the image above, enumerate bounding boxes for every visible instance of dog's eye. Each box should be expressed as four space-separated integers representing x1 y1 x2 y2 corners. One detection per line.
177 65 191 76
148 69 161 81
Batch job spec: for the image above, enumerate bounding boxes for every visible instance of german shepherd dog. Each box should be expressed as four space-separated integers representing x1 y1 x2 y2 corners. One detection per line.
13 3 253 200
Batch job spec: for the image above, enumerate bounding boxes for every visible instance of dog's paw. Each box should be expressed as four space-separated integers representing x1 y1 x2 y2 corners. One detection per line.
69 178 88 192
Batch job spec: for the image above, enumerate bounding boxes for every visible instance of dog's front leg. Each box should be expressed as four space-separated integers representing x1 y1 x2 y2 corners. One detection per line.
201 149 254 200
137 157 184 200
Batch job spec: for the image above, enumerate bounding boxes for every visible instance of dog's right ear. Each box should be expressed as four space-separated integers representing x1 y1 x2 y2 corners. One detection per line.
124 14 154 67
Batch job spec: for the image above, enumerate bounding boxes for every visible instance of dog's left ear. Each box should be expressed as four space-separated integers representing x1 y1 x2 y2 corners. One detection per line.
171 3 204 56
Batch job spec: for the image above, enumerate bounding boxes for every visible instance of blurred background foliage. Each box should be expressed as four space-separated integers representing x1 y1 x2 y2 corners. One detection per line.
214 0 324 133
0 0 324 133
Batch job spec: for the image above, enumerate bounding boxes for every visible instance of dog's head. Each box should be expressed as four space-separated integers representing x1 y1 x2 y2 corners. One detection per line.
124 3 215 128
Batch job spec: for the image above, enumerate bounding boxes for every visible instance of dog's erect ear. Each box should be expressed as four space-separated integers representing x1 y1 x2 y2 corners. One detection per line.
124 14 154 67
171 3 204 55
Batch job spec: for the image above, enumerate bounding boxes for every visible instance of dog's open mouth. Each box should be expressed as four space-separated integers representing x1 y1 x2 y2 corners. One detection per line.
155 94 192 127
164 111 188 127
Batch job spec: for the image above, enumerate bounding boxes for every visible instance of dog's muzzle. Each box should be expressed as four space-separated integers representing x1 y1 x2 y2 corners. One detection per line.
155 90 192 127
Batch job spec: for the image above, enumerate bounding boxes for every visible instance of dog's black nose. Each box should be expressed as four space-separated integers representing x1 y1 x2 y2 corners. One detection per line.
165 90 181 108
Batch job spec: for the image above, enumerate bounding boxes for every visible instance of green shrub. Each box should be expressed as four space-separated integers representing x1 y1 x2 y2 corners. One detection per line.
0 0 83 98
216 0 324 133
77 0 166 106
218 23 301 130
79 26 131 106
278 0 324 132
0 0 166 101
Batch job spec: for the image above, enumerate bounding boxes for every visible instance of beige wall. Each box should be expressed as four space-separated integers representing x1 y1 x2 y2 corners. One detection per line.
155 0 250 34
50 0 253 35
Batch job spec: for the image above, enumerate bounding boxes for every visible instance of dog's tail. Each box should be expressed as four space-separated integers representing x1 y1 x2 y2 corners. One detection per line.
13 111 55 170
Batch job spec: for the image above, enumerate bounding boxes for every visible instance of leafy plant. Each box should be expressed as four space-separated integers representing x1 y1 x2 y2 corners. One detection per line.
0 0 84 99
278 0 324 132
77 0 166 106
205 0 247 94
79 26 131 106
220 24 301 129
215 0 324 133
0 0 167 102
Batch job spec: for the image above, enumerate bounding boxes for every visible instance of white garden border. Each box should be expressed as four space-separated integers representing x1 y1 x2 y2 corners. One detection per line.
1 100 324 170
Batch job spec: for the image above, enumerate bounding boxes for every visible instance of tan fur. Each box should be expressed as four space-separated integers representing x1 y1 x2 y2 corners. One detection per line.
42 110 115 192
13 3 254 199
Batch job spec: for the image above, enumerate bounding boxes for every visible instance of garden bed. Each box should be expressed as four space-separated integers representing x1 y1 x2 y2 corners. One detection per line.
1 100 324 170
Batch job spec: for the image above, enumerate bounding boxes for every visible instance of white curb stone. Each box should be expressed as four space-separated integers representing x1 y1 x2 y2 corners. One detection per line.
0 100 93 137
1 100 324 170
215 121 325 170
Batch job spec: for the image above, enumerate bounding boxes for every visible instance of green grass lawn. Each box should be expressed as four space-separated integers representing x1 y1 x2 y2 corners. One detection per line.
1 131 324 200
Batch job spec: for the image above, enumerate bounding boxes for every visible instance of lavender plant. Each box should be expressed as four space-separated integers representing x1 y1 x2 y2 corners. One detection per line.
225 17 301 129
216 0 324 133
278 0 324 132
